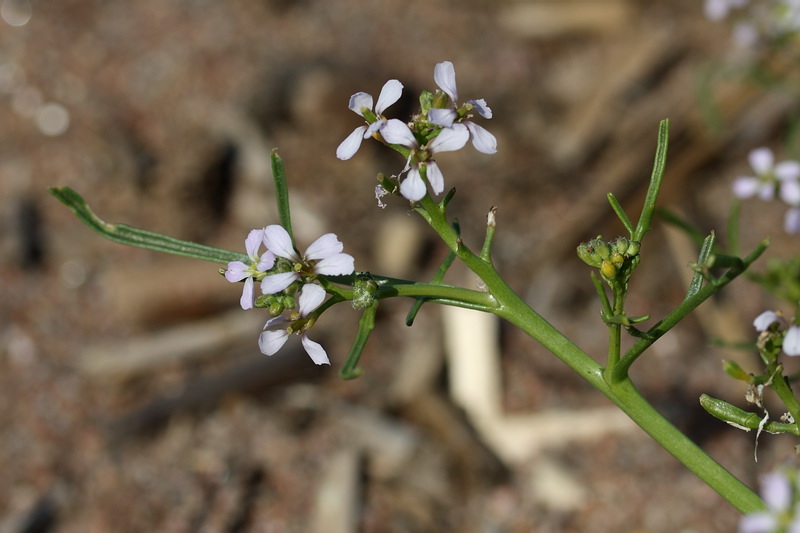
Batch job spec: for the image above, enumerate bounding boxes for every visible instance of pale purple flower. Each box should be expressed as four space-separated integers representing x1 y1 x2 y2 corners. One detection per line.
381 118 469 201
739 471 800 533
261 225 354 294
336 79 403 160
428 61 497 155
225 228 275 310
733 148 800 201
785 207 800 234
258 283 330 365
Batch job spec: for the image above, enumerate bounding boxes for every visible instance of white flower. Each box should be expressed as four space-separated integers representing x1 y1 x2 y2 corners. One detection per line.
785 325 800 356
260 225 355 294
428 61 497 155
739 471 800 533
258 283 330 365
733 148 800 201
380 118 469 201
754 310 785 331
225 228 275 310
336 79 403 160
785 207 800 234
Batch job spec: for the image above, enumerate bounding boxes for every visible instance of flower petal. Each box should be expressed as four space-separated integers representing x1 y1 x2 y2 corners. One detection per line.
434 61 458 102
240 277 254 310
739 513 778 533
314 253 355 276
244 228 265 259
425 161 445 196
375 79 403 115
348 92 373 116
784 325 800 356
380 119 418 148
785 207 800 234
337 126 368 160
304 233 344 261
466 122 497 154
732 177 760 199
301 334 330 365
400 166 427 201
429 108 457 128
754 311 781 331
775 160 800 181
258 316 291 356
429 123 469 153
749 147 774 175
781 179 800 205
225 261 249 282
264 225 300 261
261 271 299 294
468 98 492 119
257 251 276 272
761 472 792 510
298 283 326 316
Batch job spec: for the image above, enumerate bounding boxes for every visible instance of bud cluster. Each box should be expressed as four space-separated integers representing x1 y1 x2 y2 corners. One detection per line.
577 236 640 282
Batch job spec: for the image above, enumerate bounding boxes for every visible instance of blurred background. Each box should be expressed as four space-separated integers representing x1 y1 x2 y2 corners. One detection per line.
2 0 799 531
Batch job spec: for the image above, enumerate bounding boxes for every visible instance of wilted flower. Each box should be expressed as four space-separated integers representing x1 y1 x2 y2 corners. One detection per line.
258 283 330 365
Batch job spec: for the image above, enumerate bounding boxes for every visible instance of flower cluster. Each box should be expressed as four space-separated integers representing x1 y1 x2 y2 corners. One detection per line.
753 309 800 356
337 60 496 202
705 0 800 47
733 148 800 233
225 225 355 365
740 469 800 533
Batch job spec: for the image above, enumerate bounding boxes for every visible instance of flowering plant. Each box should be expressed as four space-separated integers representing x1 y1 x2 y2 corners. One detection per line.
51 60 796 523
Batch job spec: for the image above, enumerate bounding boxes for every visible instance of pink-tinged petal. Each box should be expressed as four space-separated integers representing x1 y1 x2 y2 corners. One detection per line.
301 334 330 365
785 207 800 234
381 119 418 148
775 160 800 181
468 98 492 119
749 147 774 175
466 122 497 154
761 472 792 510
304 233 344 260
429 108 457 128
754 311 781 331
429 123 469 154
225 261 249 282
425 162 445 196
244 228 265 258
434 61 458 102
732 177 760 199
257 251 276 272
264 225 300 261
314 253 355 276
348 92 373 116
240 277 255 310
400 166 427 201
781 180 800 205
261 271 299 294
298 283 326 316
375 79 403 115
258 317 291 355
337 126 368 160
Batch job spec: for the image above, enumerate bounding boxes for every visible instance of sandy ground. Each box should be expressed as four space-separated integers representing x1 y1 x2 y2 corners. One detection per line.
2 1 800 531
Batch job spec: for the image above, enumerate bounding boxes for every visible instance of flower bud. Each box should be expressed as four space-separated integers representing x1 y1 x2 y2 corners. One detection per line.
600 260 617 279
611 251 624 268
613 237 629 256
626 241 640 258
352 272 378 310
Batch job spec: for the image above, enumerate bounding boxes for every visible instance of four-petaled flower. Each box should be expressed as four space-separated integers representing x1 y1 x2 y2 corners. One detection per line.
380 118 470 201
753 310 800 357
225 228 275 310
336 79 403 161
261 224 355 294
733 148 800 201
259 283 330 365
429 60 497 155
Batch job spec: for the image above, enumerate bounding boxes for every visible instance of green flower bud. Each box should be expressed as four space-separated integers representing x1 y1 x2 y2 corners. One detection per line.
419 90 434 115
600 260 617 279
611 251 624 268
612 237 629 256
352 272 378 310
722 360 750 382
577 241 600 267
626 241 640 258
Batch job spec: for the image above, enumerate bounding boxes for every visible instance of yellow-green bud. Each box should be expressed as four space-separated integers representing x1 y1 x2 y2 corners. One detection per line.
600 260 617 279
